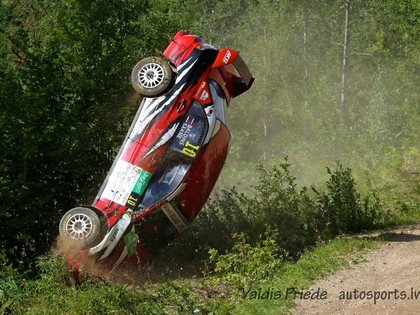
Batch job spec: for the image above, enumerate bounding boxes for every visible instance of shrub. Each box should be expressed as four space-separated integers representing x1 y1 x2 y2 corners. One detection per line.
314 163 385 239
207 228 286 292
252 159 321 257
182 158 322 260
0 252 29 314
149 155 394 309
165 158 388 270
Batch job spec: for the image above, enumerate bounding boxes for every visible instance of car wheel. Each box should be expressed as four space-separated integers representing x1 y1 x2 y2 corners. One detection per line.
131 56 175 97
59 207 106 249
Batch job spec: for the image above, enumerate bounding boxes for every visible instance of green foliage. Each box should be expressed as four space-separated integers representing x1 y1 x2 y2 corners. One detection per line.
202 0 419 193
232 237 381 315
0 235 383 314
161 157 390 276
0 255 163 314
0 0 193 270
0 0 418 313
208 228 285 292
252 160 321 256
196 160 388 297
155 281 198 314
0 0 418 307
314 163 385 238
0 252 27 313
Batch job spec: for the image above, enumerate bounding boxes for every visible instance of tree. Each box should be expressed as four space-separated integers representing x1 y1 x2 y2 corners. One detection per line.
0 0 192 269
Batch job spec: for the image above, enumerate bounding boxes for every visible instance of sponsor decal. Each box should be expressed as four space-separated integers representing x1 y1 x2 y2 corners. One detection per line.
206 106 214 117
126 169 152 209
176 116 195 147
101 160 151 206
171 102 207 158
196 81 210 102
89 213 132 259
133 170 152 195
109 228 119 244
200 90 209 101
222 50 231 64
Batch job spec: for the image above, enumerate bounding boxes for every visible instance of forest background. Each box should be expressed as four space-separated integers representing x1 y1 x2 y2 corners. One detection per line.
0 0 418 278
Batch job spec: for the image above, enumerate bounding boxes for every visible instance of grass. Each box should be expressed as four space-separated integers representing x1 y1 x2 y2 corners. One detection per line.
2 161 417 314
1 234 383 315
212 236 382 314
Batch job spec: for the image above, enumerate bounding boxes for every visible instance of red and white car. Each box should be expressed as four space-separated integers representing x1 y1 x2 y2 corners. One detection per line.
59 30 254 270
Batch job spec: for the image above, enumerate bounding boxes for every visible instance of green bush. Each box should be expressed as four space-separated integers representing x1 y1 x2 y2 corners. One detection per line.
155 281 198 314
189 158 320 259
0 252 28 314
251 160 321 257
207 228 285 292
0 159 398 313
181 158 321 260
314 163 386 238
182 159 390 274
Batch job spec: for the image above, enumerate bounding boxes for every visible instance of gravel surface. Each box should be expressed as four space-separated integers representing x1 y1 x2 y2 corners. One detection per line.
292 224 420 315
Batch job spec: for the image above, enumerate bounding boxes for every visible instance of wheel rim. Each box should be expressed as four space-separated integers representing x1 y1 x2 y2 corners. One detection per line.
138 62 164 88
66 213 93 240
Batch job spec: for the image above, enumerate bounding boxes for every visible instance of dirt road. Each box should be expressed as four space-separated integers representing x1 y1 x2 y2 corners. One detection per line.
292 224 420 315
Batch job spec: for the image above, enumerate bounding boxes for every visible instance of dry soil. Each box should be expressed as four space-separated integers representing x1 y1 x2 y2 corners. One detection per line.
292 224 420 315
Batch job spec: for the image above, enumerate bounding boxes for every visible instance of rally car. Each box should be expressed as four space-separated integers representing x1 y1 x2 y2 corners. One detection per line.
59 30 254 271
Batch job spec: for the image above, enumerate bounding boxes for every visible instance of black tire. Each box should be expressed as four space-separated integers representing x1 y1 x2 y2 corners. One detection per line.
59 207 106 249
131 56 175 97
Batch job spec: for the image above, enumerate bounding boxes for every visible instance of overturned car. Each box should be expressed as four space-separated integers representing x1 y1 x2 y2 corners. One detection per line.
59 30 254 271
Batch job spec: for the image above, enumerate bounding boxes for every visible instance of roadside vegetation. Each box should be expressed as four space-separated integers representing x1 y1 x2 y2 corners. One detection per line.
0 161 415 314
1 0 418 314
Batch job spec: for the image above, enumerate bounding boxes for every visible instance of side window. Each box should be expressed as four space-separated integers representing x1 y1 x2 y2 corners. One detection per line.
209 81 228 126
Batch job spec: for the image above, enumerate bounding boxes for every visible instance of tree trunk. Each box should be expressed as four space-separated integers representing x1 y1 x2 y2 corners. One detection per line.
340 0 351 121
302 3 309 138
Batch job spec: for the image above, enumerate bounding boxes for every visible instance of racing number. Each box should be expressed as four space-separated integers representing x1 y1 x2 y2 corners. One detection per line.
182 141 200 158
127 195 139 208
